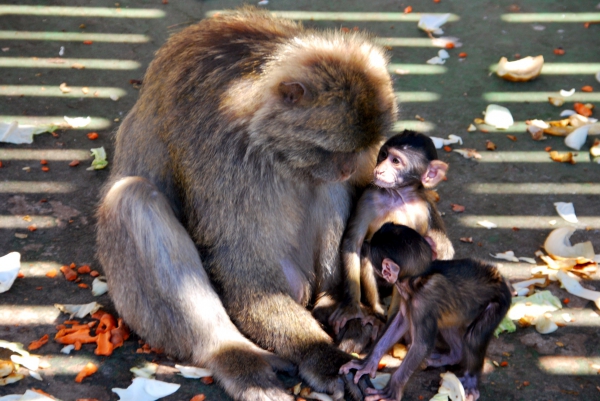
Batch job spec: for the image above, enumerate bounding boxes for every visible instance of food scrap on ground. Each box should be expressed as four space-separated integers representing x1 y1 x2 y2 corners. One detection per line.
0 252 21 293
112 377 181 401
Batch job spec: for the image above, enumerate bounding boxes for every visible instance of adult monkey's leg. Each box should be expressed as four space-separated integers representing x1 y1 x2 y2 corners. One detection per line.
97 176 294 401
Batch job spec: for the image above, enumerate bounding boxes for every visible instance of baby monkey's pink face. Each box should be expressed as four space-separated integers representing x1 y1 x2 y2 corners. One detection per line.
373 147 408 188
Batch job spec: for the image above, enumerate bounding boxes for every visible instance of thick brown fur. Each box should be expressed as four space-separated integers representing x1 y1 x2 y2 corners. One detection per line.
96 7 397 401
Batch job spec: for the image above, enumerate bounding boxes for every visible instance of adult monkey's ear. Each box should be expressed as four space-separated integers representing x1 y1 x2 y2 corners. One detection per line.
279 82 307 105
421 160 448 189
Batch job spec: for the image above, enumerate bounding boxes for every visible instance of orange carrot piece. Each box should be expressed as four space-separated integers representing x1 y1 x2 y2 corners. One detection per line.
190 395 206 401
55 328 98 344
32 388 54 397
60 265 78 281
96 313 117 334
74 341 82 351
78 283 89 289
77 265 91 274
110 318 130 348
75 362 98 382
64 320 80 325
45 269 58 278
90 270 100 277
28 334 49 350
95 331 114 356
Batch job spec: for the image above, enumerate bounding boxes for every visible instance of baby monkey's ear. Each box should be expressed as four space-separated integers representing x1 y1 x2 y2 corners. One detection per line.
279 82 307 105
421 160 448 189
381 258 400 283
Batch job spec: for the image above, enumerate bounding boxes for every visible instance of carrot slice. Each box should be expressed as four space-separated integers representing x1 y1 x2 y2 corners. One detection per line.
55 328 98 344
60 265 78 281
75 362 98 383
95 331 114 356
28 334 49 350
96 313 117 334
77 265 91 274
110 318 130 348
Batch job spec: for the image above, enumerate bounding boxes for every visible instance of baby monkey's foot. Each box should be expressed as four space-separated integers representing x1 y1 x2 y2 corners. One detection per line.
339 358 378 384
459 373 480 401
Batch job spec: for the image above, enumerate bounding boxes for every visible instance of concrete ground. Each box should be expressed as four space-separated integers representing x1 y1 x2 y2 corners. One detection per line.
1 0 599 400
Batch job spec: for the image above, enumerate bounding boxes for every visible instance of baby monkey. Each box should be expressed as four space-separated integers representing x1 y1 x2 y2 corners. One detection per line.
330 130 453 336
340 223 511 401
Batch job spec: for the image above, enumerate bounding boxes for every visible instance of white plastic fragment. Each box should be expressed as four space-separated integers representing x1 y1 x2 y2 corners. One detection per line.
64 116 91 128
560 110 576 117
0 389 55 400
60 344 75 354
10 354 40 371
477 220 497 229
426 56 446 65
544 227 595 260
512 278 547 289
564 125 589 150
559 88 575 97
0 252 20 293
92 277 108 296
131 363 158 379
110 94 120 101
59 46 64 56
489 251 519 262
0 122 50 145
484 104 514 129
428 372 465 401
518 257 537 264
557 270 600 309
54 302 103 318
467 124 476 132
553 202 578 223
535 314 558 334
174 364 213 379
112 377 180 401
530 119 550 129
418 14 451 35
371 372 391 390
438 49 450 59
430 134 463 149
87 147 108 170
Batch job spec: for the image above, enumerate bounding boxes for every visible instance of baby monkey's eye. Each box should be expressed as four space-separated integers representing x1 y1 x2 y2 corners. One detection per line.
392 158 400 165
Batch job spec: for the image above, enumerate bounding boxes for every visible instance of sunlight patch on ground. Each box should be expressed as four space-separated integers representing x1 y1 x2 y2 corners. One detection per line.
0 85 127 99
206 10 460 22
395 91 441 102
0 5 165 18
0 116 111 130
388 63 447 74
538 356 600 375
483 92 600 103
467 183 600 195
489 63 600 75
0 215 58 229
0 181 77 194
0 57 141 70
457 215 600 229
0 149 92 161
392 121 435 133
502 13 600 23
0 31 149 43
475 151 592 163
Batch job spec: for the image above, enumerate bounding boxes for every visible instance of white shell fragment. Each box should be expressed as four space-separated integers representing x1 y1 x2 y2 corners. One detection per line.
55 302 103 318
305 392 334 401
559 88 575 97
426 56 446 65
64 116 91 128
29 371 43 381
484 104 514 129
438 49 450 59
10 354 40 371
453 148 481 159
467 124 476 132
477 220 497 229
60 344 75 354
489 251 519 262
564 125 589 150
560 110 576 117
530 119 550 129
429 372 466 401
557 270 600 309
0 252 21 293
548 97 565 107
112 378 180 401
535 314 558 334
496 55 544 82
513 278 547 290
518 257 537 264
418 14 451 35
430 134 463 149
553 202 578 223
0 122 50 145
371 372 391 390
92 277 108 296
174 364 213 379
544 227 595 259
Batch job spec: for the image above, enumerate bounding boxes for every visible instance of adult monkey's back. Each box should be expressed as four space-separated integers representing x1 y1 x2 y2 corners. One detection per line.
97 8 396 401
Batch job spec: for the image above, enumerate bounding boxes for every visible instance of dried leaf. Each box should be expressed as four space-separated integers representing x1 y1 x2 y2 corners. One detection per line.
451 203 465 212
486 140 496 150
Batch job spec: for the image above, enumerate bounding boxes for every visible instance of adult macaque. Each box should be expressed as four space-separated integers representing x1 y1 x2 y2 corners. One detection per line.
96 8 397 401
340 223 512 401
330 131 454 335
